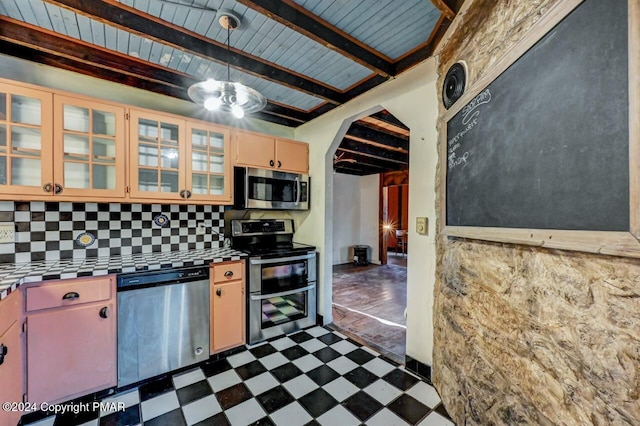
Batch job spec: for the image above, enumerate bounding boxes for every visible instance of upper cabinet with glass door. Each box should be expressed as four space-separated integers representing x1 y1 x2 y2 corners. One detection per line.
186 122 232 203
53 96 126 199
0 83 53 197
128 109 186 200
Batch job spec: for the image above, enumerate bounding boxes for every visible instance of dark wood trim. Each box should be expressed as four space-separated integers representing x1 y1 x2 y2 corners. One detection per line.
44 0 345 104
380 184 388 265
370 111 410 131
396 15 451 74
0 16 195 88
337 140 408 164
334 163 390 175
0 18 310 126
335 151 407 172
347 123 409 150
237 0 395 77
429 0 455 20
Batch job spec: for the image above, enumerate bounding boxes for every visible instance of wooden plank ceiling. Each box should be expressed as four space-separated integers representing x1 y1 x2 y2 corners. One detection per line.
334 110 409 176
0 0 462 173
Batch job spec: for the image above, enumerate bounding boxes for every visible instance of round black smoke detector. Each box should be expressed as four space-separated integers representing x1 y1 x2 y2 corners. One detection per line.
443 62 466 109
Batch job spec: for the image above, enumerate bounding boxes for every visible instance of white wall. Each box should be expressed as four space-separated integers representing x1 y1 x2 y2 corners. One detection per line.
332 173 380 265
294 59 439 367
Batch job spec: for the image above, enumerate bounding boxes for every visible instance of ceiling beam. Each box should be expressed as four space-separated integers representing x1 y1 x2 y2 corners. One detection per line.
395 15 450 74
236 0 395 77
0 17 305 127
337 140 409 164
347 123 409 150
335 150 408 170
334 163 390 175
43 0 344 104
430 0 455 20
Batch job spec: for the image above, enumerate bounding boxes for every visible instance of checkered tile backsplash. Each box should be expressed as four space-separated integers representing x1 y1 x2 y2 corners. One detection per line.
0 201 225 264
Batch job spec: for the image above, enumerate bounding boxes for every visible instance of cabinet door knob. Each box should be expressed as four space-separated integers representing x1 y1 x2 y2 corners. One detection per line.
216 287 222 297
180 189 187 198
224 271 233 277
269 160 274 167
43 183 53 193
54 183 63 194
62 291 80 301
99 307 109 319
186 190 192 199
277 160 281 168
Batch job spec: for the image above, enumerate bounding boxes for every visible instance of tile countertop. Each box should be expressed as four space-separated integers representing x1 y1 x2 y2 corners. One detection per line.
0 247 247 300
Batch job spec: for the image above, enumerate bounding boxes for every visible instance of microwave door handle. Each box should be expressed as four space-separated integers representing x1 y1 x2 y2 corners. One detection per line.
250 253 315 265
295 176 300 205
250 284 316 300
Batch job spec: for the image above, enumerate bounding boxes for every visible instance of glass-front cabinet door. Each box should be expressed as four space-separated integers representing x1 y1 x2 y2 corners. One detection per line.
186 122 231 203
129 109 186 200
0 84 53 196
53 96 126 198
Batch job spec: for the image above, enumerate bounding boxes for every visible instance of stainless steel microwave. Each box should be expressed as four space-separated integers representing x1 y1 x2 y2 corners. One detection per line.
234 167 310 210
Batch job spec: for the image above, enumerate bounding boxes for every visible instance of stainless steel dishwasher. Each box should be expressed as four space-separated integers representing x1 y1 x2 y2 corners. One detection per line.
117 266 210 387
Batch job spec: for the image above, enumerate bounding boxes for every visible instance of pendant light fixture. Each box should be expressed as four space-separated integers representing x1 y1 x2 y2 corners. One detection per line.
187 11 266 118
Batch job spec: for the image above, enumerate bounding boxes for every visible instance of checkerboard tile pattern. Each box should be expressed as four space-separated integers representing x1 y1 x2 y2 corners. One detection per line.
20 327 454 426
0 247 246 300
0 201 225 264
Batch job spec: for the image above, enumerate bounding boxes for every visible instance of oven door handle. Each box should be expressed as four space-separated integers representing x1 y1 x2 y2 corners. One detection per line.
250 284 316 301
250 253 315 265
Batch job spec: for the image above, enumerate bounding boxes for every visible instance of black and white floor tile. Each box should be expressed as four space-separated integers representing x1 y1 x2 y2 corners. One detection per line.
20 327 454 426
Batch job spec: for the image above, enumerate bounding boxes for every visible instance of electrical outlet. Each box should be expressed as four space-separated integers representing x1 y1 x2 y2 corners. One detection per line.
416 217 428 235
0 223 15 243
196 223 206 235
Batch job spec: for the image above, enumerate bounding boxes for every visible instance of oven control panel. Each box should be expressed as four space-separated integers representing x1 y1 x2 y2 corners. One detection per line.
232 219 293 236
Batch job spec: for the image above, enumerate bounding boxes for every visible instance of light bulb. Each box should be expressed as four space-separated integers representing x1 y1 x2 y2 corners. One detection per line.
231 104 244 118
204 97 222 111
203 79 218 91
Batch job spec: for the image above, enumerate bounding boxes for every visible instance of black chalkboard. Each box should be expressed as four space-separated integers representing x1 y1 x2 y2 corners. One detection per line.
446 0 629 231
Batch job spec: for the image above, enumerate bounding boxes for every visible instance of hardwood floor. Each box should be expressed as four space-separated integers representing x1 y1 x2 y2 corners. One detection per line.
331 257 407 363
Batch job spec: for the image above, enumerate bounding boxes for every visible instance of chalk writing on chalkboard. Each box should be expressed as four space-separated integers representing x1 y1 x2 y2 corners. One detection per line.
447 89 492 170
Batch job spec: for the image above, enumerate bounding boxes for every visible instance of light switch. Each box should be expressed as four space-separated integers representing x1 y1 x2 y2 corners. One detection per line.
416 217 428 235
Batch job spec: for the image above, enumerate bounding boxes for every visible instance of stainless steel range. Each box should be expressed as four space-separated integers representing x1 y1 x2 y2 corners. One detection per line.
230 219 316 344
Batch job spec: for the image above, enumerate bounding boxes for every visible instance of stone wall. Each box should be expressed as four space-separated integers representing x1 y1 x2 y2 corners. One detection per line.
433 1 640 425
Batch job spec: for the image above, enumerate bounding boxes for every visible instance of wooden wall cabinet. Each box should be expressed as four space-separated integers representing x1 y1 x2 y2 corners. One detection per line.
210 260 245 354
129 109 233 203
235 131 309 174
0 291 24 426
25 276 116 405
0 83 54 198
0 83 127 201
53 95 126 199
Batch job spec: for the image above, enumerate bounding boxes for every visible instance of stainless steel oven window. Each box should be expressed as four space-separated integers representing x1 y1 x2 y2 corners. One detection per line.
261 291 307 328
260 260 307 294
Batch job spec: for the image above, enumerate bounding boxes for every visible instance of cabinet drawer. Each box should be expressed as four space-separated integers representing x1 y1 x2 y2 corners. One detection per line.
26 277 112 312
211 261 244 284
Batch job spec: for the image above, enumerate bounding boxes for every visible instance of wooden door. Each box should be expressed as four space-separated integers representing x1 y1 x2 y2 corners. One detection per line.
211 281 245 353
186 121 232 203
27 302 116 404
128 109 186 200
0 83 54 197
53 95 126 199
235 131 275 169
275 139 309 173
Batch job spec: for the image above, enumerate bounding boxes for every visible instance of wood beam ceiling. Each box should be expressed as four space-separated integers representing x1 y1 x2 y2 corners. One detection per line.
236 0 396 77
0 16 303 127
43 0 345 104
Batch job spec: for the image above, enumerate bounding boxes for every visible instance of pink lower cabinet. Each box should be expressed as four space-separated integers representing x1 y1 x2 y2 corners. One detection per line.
25 276 116 405
211 261 246 354
0 291 24 426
